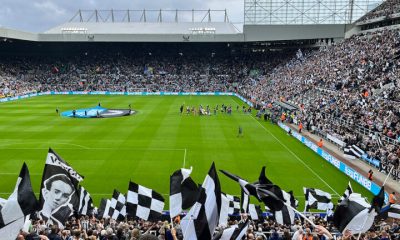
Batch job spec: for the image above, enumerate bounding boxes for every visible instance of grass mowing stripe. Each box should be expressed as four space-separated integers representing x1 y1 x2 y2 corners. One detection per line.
249 115 339 196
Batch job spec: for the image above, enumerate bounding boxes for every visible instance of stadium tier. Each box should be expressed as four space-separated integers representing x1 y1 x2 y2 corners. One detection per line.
1 1 400 240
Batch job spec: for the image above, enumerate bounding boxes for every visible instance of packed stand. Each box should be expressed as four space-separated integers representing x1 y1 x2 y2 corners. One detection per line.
357 0 400 22
245 27 400 180
0 54 289 97
13 213 400 240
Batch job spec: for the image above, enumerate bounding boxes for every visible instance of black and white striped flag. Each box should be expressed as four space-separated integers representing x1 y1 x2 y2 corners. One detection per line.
181 162 221 240
169 167 199 218
109 190 126 221
98 198 111 219
379 204 400 219
213 219 249 240
78 186 94 216
248 204 263 221
339 182 353 203
0 163 38 238
127 181 165 221
304 187 333 211
273 190 297 225
241 189 250 213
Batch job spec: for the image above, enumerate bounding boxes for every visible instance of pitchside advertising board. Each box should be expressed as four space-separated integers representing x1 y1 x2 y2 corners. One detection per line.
0 91 254 106
278 122 389 202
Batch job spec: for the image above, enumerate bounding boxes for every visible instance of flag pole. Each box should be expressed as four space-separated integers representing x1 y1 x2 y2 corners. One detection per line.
383 166 394 186
355 166 394 240
283 201 316 228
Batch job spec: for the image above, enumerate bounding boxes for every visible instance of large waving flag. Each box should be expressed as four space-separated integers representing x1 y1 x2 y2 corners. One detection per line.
169 167 199 218
127 181 165 221
333 187 385 234
220 167 297 225
181 162 221 240
38 148 84 227
0 163 38 239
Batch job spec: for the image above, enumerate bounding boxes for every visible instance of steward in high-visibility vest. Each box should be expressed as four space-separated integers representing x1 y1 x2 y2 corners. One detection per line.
389 192 397 204
317 139 323 148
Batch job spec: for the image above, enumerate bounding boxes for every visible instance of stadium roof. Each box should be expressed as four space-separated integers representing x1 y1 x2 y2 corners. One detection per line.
45 22 241 35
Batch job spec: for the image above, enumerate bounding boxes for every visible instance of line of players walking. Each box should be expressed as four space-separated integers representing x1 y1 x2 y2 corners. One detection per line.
180 104 252 116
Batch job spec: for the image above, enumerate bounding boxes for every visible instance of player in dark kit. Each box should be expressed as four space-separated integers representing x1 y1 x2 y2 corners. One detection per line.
237 126 243 137
180 105 184 114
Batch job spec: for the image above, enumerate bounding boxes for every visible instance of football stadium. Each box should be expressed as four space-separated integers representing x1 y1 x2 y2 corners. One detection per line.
1 0 400 239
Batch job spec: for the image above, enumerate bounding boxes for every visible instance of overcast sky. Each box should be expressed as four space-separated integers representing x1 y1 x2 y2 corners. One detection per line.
0 0 244 32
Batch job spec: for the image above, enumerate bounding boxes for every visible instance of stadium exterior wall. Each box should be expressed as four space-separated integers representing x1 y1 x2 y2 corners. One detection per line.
243 24 346 41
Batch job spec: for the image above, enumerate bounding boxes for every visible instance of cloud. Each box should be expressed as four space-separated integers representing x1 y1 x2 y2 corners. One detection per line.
0 0 244 32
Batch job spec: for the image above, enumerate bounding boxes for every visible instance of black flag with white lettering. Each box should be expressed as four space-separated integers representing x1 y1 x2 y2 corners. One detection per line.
38 148 84 227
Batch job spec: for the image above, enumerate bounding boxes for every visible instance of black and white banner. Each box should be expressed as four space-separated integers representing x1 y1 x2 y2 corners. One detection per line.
344 145 365 159
38 148 83 227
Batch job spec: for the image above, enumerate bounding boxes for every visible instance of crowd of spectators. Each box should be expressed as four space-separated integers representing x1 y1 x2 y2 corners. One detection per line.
1 3 400 180
243 27 400 180
0 54 288 96
357 0 400 22
15 213 400 240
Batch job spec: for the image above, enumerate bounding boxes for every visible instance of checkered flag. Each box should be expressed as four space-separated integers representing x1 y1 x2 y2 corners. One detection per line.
219 193 240 227
225 194 240 215
126 181 165 221
109 190 126 221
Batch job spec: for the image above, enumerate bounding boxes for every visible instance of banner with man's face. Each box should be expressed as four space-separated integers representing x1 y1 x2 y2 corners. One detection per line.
38 148 84 227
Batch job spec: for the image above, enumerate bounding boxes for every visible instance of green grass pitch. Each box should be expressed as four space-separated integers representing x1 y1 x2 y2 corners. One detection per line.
0 95 372 209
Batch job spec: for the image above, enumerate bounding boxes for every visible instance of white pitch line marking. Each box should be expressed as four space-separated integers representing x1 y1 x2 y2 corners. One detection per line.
183 148 187 168
250 116 340 196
